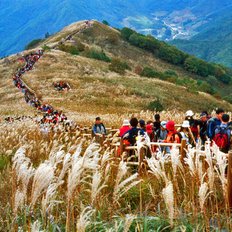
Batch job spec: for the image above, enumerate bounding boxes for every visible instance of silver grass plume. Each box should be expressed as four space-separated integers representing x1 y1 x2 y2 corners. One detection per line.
123 214 136 232
31 220 42 232
146 157 168 183
31 161 54 208
90 170 107 204
41 181 63 218
14 190 25 214
214 148 227 192
76 206 95 232
198 182 211 212
170 146 183 176
113 161 141 202
162 181 174 226
184 149 196 176
13 147 34 212
58 152 72 182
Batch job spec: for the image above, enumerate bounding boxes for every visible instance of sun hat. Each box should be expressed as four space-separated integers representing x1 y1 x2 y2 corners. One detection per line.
181 120 190 128
160 121 167 129
122 119 130 126
185 110 194 117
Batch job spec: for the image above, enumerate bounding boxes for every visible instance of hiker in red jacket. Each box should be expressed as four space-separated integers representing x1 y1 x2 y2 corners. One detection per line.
119 119 131 137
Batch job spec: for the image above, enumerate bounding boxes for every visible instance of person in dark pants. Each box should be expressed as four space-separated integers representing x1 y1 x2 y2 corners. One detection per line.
198 112 209 145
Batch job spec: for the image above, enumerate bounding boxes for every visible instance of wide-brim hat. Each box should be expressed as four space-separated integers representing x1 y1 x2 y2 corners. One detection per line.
185 110 194 117
122 119 130 126
182 120 190 128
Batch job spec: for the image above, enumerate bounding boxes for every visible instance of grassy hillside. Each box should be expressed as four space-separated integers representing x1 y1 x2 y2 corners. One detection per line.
0 21 231 119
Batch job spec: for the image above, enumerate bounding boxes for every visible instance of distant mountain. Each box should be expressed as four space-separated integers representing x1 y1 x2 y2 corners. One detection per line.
1 0 232 60
171 7 232 67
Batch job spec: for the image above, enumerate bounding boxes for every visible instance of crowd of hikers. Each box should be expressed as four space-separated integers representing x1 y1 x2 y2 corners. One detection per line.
10 21 95 128
92 109 232 154
53 81 71 91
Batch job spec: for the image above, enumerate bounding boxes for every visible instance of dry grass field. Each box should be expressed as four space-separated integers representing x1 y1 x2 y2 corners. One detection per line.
0 116 231 231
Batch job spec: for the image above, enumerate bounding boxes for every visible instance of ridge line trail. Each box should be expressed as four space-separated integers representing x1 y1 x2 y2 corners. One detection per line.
12 20 94 116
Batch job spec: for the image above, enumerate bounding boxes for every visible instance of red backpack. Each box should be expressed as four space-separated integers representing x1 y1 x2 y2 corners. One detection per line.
213 127 229 149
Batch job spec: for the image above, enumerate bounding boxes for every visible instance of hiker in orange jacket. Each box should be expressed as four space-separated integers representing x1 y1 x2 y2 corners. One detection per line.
164 121 181 144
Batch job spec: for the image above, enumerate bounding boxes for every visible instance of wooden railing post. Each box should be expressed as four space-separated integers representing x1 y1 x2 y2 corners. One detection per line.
228 151 232 209
180 139 187 163
119 138 124 157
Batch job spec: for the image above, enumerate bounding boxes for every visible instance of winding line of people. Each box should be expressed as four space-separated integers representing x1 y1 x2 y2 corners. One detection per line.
12 50 68 128
10 20 95 130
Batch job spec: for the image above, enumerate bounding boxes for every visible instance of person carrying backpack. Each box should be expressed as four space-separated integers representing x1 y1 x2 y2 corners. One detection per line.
213 114 231 153
207 108 224 140
164 121 182 153
119 119 131 137
92 117 106 143
122 118 145 146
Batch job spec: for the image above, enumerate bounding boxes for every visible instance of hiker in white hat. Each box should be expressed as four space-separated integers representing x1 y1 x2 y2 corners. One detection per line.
185 110 200 145
179 120 191 145
119 119 131 137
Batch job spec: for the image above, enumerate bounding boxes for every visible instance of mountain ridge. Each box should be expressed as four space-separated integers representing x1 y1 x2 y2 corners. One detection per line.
0 20 231 117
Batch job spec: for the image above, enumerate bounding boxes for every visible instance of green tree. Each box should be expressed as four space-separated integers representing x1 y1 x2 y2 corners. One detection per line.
158 44 186 65
45 32 50 38
102 20 109 26
25 39 43 50
121 27 135 41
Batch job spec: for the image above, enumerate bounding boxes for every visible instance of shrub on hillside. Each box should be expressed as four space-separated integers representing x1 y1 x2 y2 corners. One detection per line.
25 39 44 50
218 74 231 84
164 69 178 77
109 58 130 75
58 44 79 55
75 41 86 52
120 27 135 41
147 99 164 111
129 33 160 52
41 45 51 51
84 49 111 62
184 56 210 77
140 67 160 78
223 95 232 104
158 44 186 65
197 81 216 95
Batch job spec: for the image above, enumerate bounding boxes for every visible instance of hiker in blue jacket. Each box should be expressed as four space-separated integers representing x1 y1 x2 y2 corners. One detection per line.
207 108 224 139
122 118 145 146
92 117 106 142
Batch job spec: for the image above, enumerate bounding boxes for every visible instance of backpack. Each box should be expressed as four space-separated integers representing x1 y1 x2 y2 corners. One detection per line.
170 132 182 143
213 126 229 149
